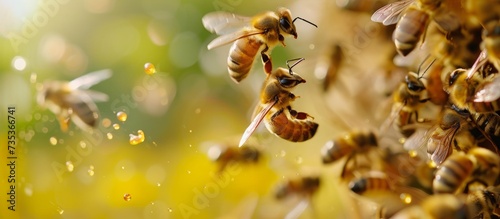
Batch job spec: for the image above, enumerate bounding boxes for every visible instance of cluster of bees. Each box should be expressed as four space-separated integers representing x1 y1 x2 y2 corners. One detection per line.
202 0 500 218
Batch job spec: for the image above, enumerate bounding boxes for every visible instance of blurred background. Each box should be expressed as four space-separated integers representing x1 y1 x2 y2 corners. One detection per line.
0 0 400 218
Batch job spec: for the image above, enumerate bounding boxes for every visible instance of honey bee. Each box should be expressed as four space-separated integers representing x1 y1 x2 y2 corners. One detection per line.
202 8 317 83
432 147 500 194
335 0 390 14
472 112 500 137
372 0 459 56
275 175 321 200
390 193 472 219
465 0 500 71
239 58 318 147
445 66 500 114
383 58 435 137
207 143 261 173
404 106 471 165
348 172 392 195
321 130 378 178
37 69 112 132
314 43 344 91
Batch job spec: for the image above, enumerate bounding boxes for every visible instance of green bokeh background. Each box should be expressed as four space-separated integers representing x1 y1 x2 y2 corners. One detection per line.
0 0 385 218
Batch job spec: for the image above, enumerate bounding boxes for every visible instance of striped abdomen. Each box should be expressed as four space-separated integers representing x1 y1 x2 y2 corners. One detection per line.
432 153 473 194
227 36 263 83
393 8 429 56
265 108 318 143
472 112 500 136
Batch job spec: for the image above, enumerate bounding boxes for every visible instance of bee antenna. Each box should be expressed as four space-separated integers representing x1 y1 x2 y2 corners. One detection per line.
286 58 305 74
292 17 318 28
417 54 435 79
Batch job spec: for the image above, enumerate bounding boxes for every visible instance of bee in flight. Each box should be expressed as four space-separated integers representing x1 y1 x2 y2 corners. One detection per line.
37 69 112 132
206 143 261 173
238 58 318 147
371 0 459 56
202 8 317 83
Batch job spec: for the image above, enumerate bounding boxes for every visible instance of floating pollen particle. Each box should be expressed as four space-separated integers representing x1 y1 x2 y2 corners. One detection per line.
66 161 74 172
50 137 58 145
144 63 156 75
124 193 132 201
129 130 145 145
117 111 128 122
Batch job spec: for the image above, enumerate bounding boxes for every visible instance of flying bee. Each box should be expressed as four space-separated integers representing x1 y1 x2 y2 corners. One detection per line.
37 69 112 132
314 43 344 91
445 66 500 114
239 58 318 147
274 174 320 219
371 0 460 56
206 143 261 173
202 8 317 83
321 130 378 178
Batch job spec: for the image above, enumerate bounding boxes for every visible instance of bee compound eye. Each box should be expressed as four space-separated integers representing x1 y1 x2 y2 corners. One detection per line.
279 77 296 87
280 17 291 30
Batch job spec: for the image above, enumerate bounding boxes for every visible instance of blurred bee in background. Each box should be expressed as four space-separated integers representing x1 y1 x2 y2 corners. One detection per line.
464 0 500 71
37 69 112 132
202 8 317 83
239 58 318 146
371 0 460 56
274 174 321 219
314 43 345 92
321 130 379 178
335 0 391 14
206 143 261 173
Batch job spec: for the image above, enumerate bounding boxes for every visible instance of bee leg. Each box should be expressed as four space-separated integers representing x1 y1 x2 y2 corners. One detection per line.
279 34 286 47
57 115 70 132
261 45 273 74
341 153 356 179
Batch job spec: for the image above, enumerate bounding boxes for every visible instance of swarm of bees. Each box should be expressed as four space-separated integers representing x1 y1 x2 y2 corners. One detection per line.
202 0 500 218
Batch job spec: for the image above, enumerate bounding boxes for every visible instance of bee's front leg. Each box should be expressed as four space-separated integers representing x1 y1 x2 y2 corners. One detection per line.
261 45 272 74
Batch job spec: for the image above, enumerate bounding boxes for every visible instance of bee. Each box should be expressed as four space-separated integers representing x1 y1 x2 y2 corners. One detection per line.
383 58 435 137
432 147 500 194
404 105 471 165
321 130 378 178
465 0 500 71
37 69 112 132
371 0 459 56
314 43 344 91
348 172 392 195
207 143 261 173
275 175 321 200
238 58 318 147
390 193 473 219
445 66 500 114
335 0 390 14
466 185 500 219
202 8 317 83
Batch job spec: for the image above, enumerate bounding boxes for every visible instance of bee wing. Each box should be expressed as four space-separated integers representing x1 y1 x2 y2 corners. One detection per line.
81 90 109 102
371 0 414 25
432 11 460 32
474 75 500 102
68 69 112 90
403 127 433 151
379 102 404 136
239 99 278 147
64 91 100 130
207 29 264 50
202 11 252 35
284 198 310 219
428 127 457 165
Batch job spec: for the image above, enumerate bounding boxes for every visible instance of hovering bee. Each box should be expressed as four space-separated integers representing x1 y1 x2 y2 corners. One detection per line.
404 106 472 165
202 8 317 83
239 58 318 147
371 0 459 56
445 66 500 114
37 69 112 132
274 174 320 219
206 143 261 173
314 43 344 91
321 130 378 178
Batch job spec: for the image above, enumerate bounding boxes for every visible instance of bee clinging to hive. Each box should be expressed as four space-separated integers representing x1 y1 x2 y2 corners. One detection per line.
239 58 318 147
372 0 460 56
202 8 317 83
37 69 112 132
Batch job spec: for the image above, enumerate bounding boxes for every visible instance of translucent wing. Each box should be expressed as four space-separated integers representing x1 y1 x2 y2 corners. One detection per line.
202 11 251 35
207 29 264 50
68 69 112 90
239 98 278 147
371 0 414 25
433 11 460 32
466 50 487 80
64 91 100 130
428 126 458 165
403 127 433 151
379 102 405 136
475 75 500 102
